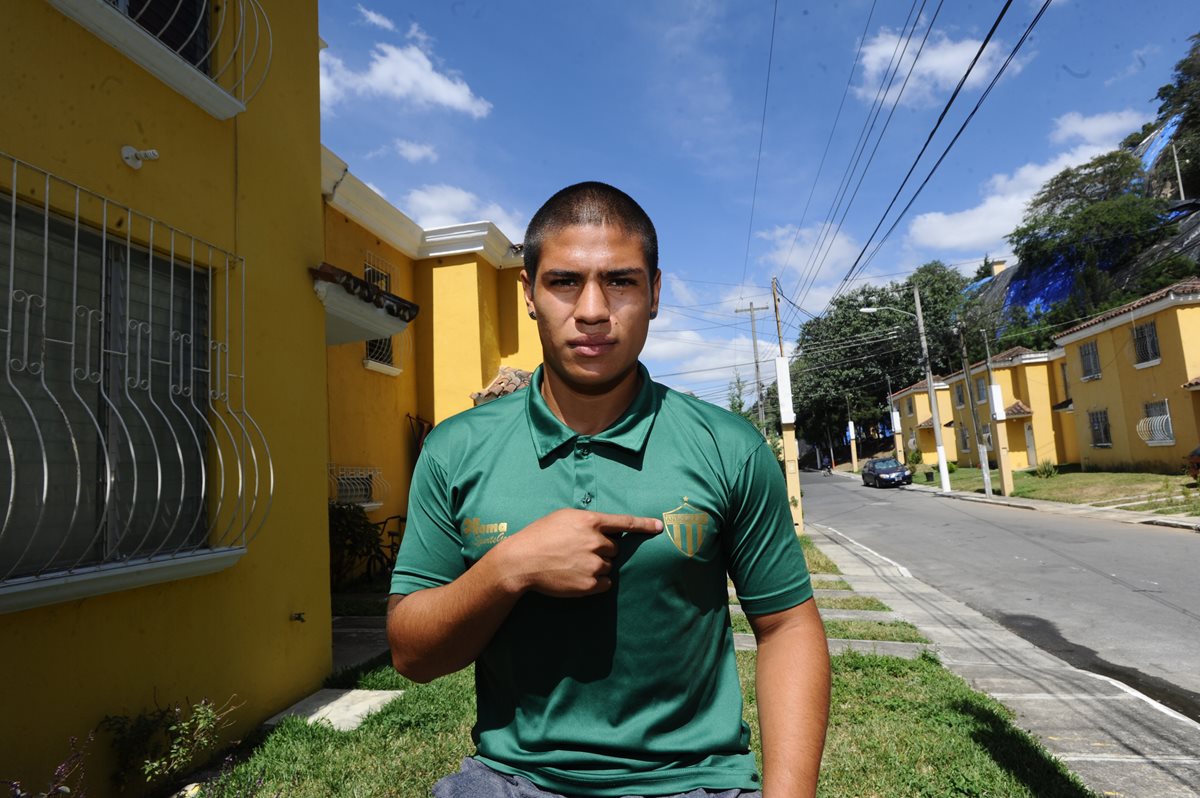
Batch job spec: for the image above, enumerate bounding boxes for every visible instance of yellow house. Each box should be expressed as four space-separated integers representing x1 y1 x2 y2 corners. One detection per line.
944 347 1062 470
317 148 541 535
890 377 952 465
0 2 331 793
1053 278 1200 471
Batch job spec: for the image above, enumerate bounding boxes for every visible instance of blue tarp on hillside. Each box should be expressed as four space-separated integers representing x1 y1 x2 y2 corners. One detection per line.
1001 255 1078 315
1135 114 1182 172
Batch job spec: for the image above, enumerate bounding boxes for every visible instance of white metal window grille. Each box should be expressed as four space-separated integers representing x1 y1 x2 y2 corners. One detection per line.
1079 341 1101 379
1132 321 1161 365
1060 362 1070 400
954 384 965 407
1137 399 1174 445
363 253 394 368
905 396 914 416
1088 409 1112 447
0 152 272 593
959 426 970 451
975 376 987 403
49 0 272 117
328 465 389 511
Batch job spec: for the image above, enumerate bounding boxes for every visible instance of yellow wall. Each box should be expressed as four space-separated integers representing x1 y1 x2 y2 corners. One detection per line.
323 209 421 523
413 256 540 424
1065 305 1200 469
894 385 952 465
946 358 1061 470
0 2 329 792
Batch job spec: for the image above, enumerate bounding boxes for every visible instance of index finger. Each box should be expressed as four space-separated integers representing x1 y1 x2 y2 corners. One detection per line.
593 513 663 534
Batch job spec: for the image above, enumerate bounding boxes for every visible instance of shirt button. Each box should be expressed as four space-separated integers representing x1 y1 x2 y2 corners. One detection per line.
581 493 592 504
578 447 591 457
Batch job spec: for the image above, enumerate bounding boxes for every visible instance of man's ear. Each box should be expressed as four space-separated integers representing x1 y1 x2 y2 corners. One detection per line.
520 269 535 316
649 269 661 320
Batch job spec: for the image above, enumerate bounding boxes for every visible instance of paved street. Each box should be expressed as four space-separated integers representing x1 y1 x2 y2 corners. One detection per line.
801 472 1200 722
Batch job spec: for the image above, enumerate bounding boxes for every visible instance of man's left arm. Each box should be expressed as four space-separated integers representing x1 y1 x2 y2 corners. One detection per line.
748 598 830 798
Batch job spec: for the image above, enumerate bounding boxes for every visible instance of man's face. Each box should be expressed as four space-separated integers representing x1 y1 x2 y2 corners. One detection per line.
522 224 660 395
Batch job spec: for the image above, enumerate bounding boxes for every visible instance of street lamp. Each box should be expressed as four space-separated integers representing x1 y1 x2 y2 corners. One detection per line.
860 285 952 492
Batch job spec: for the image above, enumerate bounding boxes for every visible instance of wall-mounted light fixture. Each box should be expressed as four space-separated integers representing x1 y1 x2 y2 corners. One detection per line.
121 146 160 170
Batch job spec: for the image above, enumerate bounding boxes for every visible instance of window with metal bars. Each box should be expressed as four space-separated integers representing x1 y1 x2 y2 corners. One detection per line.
1060 362 1070 400
1138 400 1173 445
1132 321 1161 365
0 198 211 580
107 0 211 71
975 376 987 403
1088 409 1112 447
959 426 970 451
363 264 394 368
954 384 965 407
905 396 914 416
1079 341 1101 380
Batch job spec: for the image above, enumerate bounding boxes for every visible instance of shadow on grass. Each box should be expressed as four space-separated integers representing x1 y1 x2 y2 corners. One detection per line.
954 698 1099 798
325 651 393 689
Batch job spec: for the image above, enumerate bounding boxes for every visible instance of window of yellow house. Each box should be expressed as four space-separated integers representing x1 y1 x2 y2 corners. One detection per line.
1080 341 1102 380
959 426 970 451
363 252 402 376
975 376 988 403
1060 362 1070 400
0 162 269 610
1132 321 1161 367
905 396 914 416
1088 409 1112 447
1137 400 1174 446
954 383 965 407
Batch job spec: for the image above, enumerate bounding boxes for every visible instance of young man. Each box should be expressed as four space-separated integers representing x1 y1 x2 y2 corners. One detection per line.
387 182 830 798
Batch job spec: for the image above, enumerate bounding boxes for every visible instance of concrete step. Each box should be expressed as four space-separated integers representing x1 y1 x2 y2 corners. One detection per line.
733 632 929 659
265 688 401 731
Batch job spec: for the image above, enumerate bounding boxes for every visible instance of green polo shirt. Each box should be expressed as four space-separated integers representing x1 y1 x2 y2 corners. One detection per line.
392 364 812 797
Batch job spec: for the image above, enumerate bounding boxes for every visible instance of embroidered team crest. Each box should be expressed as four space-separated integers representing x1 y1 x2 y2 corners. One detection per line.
662 497 710 558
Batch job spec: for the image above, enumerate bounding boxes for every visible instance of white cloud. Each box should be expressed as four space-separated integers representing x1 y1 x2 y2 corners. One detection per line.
403 184 524 242
854 27 1024 108
355 4 395 32
364 181 387 199
1105 45 1159 86
907 108 1153 253
1050 109 1148 147
394 139 439 163
319 37 492 118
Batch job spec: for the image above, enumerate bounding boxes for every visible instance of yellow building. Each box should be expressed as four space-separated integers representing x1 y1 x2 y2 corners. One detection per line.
317 147 541 537
890 377 952 465
1053 279 1200 471
944 347 1063 470
0 2 330 792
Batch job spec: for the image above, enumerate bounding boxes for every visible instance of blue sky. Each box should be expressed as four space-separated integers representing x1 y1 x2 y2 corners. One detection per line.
317 0 1199 405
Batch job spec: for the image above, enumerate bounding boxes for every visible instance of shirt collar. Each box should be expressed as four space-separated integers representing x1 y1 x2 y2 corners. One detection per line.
526 363 660 460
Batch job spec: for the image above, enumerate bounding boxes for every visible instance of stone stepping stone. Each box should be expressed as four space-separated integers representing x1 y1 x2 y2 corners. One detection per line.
265 688 400 732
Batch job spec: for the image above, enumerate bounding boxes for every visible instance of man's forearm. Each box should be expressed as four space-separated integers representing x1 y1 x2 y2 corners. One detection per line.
750 599 831 798
387 549 522 683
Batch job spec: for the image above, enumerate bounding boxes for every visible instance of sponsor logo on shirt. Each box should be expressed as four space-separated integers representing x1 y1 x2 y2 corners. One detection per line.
662 498 710 558
462 517 509 547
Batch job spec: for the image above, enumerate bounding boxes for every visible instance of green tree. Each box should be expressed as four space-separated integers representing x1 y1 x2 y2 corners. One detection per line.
1154 32 1200 199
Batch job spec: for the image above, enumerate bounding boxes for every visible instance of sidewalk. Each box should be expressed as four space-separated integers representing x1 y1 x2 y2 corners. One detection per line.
806 519 1200 797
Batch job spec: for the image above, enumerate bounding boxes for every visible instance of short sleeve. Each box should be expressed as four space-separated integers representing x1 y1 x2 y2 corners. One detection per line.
390 447 466 595
723 442 813 615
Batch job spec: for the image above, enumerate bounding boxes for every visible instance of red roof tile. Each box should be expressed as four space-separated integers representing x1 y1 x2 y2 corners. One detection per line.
1003 400 1033 418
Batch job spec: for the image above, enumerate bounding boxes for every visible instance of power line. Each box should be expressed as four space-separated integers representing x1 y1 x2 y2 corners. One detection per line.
737 0 781 295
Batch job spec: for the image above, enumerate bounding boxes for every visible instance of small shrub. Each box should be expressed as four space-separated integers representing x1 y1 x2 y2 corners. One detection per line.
1035 459 1058 479
4 734 92 797
329 502 382 589
946 461 958 473
908 448 923 465
102 696 241 790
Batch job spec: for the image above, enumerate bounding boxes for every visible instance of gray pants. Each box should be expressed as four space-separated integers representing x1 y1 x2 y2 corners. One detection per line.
432 757 762 798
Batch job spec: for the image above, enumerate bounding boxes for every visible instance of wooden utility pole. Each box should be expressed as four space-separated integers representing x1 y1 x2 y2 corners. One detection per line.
886 374 905 464
735 303 770 432
845 394 859 473
770 278 803 529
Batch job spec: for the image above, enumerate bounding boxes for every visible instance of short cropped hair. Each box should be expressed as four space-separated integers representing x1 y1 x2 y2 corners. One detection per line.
523 182 658 280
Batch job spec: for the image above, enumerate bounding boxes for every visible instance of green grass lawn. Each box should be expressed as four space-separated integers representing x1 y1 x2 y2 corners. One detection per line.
812 577 851 590
204 652 1095 798
730 613 926 643
941 465 1196 506
800 534 841 574
817 594 890 612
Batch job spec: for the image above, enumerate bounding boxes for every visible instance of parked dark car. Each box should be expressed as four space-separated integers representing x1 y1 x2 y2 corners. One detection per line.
862 457 912 488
